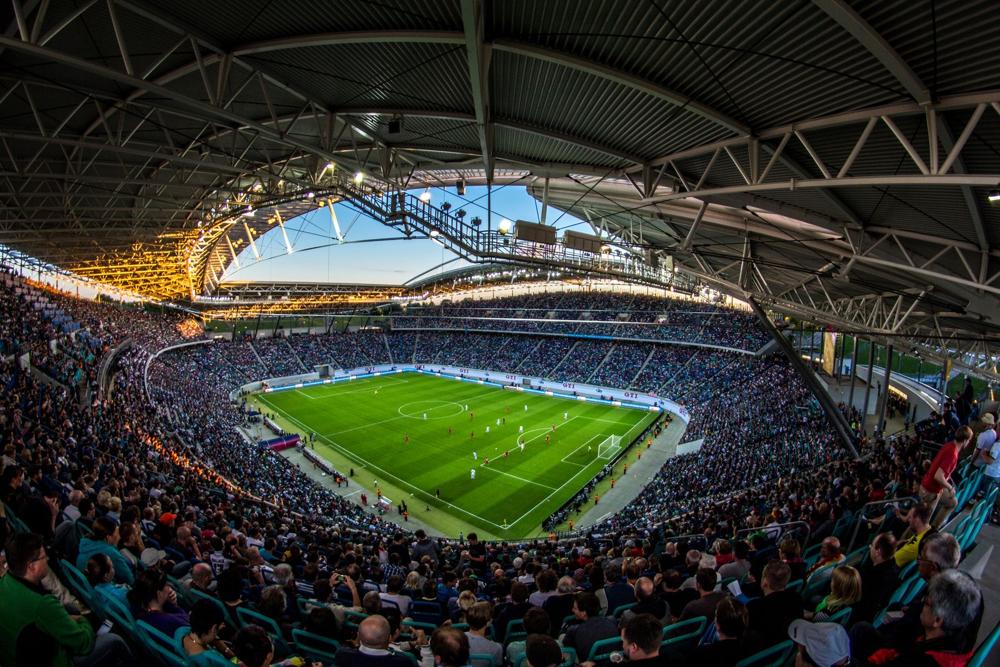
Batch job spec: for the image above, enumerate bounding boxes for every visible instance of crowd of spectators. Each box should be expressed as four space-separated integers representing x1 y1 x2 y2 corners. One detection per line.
0 276 993 666
392 291 772 350
254 337 308 378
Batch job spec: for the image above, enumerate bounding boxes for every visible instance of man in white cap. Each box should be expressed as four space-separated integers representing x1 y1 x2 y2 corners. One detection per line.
787 619 852 667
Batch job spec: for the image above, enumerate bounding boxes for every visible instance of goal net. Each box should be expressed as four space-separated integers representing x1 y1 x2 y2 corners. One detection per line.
596 434 622 460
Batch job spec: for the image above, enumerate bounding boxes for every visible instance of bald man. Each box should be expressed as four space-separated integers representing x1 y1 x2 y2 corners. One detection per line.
621 577 669 624
334 615 414 666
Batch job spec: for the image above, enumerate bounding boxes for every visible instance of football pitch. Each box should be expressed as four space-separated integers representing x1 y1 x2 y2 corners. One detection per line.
254 372 657 539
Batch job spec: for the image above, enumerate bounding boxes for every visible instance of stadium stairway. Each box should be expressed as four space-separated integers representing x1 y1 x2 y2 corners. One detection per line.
568 417 685 531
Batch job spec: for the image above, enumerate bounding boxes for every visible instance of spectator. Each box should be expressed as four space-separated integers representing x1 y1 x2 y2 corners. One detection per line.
465 601 502 667
334 615 413 666
524 633 563 667
619 613 670 665
622 576 669 624
563 592 618 661
603 563 636 615
128 569 190 636
430 626 470 667
893 504 933 568
779 538 807 584
76 516 134 586
854 533 899 624
918 426 973 528
806 537 845 588
719 541 753 582
381 575 412 617
685 595 753 667
181 598 237 661
680 568 727 621
494 582 531 642
747 561 803 647
507 608 550 667
863 570 982 666
542 576 578 637
811 566 862 622
529 569 558 607
787 620 852 667
83 553 128 606
0 532 131 667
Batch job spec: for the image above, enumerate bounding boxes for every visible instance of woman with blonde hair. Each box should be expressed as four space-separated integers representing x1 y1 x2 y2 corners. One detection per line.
810 565 862 621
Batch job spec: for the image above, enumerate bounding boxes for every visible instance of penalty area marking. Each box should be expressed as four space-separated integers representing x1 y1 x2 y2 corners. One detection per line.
560 434 606 467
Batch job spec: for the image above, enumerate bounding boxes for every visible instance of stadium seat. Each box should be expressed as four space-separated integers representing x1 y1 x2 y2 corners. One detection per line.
185 651 235 667
410 600 443 623
235 607 292 657
826 607 852 627
187 589 235 629
292 628 340 665
734 639 795 667
58 559 96 610
968 618 1000 667
587 635 623 663
504 618 526 645
785 579 804 595
137 619 184 658
469 653 497 667
612 602 637 619
517 647 576 667
93 587 137 635
662 616 707 641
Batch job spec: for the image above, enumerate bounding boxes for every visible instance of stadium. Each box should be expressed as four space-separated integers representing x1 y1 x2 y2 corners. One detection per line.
0 1 999 666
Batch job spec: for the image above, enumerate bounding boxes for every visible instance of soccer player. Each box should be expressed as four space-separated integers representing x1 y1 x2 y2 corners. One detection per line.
519 441 524 453
486 426 490 434
484 457 489 465
423 412 427 420
470 468 476 480
470 431 474 439
563 411 568 420
524 404 528 411
518 425 524 433
473 451 477 461
496 418 501 426
404 434 409 444
448 426 452 435
545 434 550 444
504 450 509 458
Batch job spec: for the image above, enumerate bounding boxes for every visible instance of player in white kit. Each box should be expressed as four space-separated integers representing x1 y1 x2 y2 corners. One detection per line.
470 468 476 480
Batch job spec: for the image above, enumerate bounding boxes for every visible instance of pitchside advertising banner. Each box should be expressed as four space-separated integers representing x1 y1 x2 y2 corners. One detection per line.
253 364 691 423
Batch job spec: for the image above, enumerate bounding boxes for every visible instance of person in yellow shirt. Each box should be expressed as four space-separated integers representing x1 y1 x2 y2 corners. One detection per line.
893 503 933 567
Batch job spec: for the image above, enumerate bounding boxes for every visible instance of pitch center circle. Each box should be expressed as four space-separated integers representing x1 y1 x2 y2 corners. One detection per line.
397 400 465 419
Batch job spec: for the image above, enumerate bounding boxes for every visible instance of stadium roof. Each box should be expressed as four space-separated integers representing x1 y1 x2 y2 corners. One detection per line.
1 0 999 371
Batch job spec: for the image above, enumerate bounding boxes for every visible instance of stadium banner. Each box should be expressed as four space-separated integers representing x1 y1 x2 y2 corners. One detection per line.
246 363 690 423
822 331 837 376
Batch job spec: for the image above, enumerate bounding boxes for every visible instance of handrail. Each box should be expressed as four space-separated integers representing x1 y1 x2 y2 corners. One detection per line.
845 496 919 552
736 520 810 547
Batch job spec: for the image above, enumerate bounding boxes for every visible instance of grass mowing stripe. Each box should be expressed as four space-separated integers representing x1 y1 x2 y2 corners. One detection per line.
255 373 654 538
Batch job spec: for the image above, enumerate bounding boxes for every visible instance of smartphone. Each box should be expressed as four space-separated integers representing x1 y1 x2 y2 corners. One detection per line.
97 620 114 636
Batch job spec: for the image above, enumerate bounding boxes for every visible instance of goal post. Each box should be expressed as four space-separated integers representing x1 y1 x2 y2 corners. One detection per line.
596 434 622 460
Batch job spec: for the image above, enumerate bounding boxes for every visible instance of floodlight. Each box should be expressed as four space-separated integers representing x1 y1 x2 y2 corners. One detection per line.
306 191 315 199
989 188 1000 203
498 218 512 235
419 188 432 203
354 171 364 184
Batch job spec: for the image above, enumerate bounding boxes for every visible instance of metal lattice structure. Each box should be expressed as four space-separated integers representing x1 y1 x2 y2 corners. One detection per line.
1 0 999 373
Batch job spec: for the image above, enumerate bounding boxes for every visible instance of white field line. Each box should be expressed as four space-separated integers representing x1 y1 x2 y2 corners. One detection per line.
477 465 558 491
560 433 605 467
261 399 506 529
505 412 653 528
295 378 410 400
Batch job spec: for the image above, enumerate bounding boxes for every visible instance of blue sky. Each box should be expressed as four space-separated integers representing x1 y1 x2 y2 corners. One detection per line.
221 184 589 285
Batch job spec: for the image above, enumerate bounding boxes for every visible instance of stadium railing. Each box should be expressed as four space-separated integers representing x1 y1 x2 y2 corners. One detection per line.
844 496 919 552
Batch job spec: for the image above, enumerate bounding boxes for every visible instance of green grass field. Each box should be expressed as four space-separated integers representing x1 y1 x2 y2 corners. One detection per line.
254 372 656 539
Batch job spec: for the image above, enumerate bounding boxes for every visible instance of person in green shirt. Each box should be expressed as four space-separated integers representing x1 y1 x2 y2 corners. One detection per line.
0 532 132 667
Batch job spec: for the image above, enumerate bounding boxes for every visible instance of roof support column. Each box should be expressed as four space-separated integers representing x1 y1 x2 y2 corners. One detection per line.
461 0 494 181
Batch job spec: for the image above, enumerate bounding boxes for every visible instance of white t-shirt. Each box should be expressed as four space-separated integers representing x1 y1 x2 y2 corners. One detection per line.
986 438 1000 479
975 428 998 467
